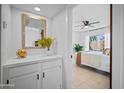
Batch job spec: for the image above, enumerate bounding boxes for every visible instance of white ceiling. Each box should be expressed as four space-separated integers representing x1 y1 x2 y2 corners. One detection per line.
11 4 68 18
72 4 110 32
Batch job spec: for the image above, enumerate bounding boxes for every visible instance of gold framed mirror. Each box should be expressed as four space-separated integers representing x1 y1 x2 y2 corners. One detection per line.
22 13 46 49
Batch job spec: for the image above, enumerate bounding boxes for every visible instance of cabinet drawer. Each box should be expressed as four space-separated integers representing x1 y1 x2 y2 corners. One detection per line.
43 60 62 69
9 64 40 78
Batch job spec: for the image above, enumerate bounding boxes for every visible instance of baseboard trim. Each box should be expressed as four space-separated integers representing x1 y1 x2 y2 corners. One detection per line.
79 64 110 76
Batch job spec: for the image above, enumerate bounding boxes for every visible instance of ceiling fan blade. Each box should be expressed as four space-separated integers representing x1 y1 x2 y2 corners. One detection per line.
89 25 96 28
81 26 85 29
90 21 100 25
75 25 84 27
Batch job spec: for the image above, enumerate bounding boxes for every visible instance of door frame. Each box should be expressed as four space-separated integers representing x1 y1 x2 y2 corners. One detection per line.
0 4 1 88
110 4 112 89
68 4 112 89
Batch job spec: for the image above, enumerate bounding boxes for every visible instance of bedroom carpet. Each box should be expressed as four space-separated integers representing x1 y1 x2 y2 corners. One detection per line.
71 64 110 89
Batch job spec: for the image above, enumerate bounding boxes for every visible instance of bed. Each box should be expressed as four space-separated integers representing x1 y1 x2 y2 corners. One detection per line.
81 51 110 73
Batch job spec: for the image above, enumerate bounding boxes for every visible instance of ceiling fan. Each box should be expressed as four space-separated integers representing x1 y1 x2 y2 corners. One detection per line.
75 20 100 29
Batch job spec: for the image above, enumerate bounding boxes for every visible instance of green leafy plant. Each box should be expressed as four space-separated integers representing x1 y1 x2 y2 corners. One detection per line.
39 38 47 48
44 37 53 51
74 44 84 53
38 37 53 50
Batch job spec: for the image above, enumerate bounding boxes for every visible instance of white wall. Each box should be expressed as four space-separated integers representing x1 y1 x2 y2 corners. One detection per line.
9 7 53 60
0 4 1 86
1 5 11 65
112 5 124 89
52 7 71 88
1 4 11 85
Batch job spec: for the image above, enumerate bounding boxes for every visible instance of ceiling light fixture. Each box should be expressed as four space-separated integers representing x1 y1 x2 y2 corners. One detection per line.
85 26 88 28
34 7 40 11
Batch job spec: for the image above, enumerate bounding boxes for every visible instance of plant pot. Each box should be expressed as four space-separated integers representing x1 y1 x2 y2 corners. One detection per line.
76 52 81 66
46 49 53 56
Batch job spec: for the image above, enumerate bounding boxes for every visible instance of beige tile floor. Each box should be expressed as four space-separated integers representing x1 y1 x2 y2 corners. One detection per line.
71 64 110 89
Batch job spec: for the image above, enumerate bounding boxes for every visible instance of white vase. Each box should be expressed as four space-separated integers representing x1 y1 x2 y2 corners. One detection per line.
46 49 53 56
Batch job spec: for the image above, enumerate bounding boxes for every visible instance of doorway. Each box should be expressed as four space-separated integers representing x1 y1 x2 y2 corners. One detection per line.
69 4 112 89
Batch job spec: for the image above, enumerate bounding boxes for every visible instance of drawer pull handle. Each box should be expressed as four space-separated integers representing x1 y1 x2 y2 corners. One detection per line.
7 80 9 84
43 72 45 78
37 74 39 80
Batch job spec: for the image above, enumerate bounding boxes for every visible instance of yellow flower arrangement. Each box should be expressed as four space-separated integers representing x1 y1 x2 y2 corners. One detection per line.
40 37 53 50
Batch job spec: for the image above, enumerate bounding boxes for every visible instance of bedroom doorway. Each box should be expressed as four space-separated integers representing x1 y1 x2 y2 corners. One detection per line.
70 4 112 89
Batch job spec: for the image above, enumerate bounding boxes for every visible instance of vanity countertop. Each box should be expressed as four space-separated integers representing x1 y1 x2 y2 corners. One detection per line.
3 55 62 68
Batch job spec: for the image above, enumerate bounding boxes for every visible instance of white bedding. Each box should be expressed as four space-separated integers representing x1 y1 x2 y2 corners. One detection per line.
81 51 110 72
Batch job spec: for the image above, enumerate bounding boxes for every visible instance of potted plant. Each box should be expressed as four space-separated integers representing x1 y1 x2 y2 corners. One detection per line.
74 44 84 66
38 37 53 50
37 37 53 55
44 37 53 51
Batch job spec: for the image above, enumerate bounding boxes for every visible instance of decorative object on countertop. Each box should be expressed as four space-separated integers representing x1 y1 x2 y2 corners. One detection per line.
40 38 47 48
44 37 53 51
35 39 44 47
35 40 39 47
74 44 84 66
40 36 53 51
34 37 53 56
16 48 27 58
103 48 110 56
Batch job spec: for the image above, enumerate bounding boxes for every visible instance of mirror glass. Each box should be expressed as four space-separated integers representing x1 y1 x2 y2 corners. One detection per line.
22 14 46 48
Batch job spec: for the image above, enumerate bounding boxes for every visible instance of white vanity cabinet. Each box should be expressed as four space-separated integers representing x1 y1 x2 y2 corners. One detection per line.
3 63 42 89
9 72 41 89
42 60 62 89
2 56 62 89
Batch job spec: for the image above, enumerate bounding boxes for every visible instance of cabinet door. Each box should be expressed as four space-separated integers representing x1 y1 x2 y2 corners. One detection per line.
9 72 40 89
43 66 62 89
